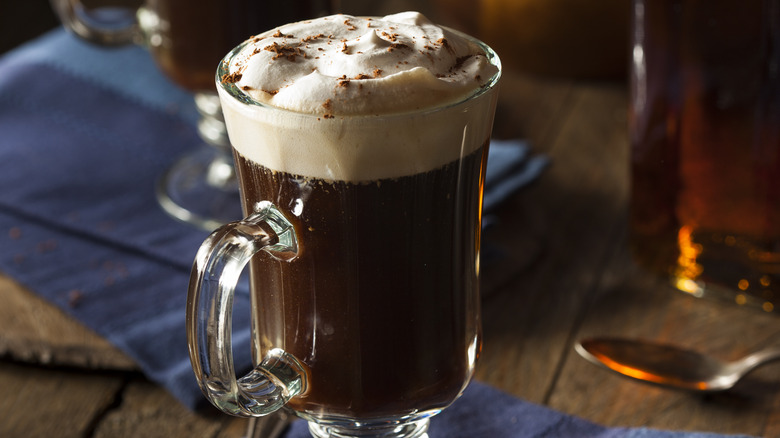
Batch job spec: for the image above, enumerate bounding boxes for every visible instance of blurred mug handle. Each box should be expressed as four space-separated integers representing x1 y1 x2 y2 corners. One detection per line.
49 0 143 46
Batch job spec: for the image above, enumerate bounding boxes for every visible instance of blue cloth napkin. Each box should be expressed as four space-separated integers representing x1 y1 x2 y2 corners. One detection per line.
0 29 741 438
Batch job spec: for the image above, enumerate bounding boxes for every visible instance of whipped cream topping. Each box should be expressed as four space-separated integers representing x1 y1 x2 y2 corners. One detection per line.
222 12 498 115
218 12 501 182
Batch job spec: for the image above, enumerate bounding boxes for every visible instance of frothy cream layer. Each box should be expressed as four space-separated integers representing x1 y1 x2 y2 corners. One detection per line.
218 12 501 182
223 12 498 115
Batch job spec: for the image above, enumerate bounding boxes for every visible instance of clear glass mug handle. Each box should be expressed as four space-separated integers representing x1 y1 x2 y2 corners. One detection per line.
186 201 305 416
49 0 143 45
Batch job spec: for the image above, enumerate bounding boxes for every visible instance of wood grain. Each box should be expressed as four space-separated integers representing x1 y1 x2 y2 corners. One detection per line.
477 78 629 404
0 361 123 438
92 378 247 438
0 274 136 370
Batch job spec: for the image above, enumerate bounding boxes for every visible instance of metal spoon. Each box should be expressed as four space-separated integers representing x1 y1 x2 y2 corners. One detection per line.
575 337 780 392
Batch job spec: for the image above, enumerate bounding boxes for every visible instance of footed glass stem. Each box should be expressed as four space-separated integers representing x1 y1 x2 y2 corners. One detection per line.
156 92 242 230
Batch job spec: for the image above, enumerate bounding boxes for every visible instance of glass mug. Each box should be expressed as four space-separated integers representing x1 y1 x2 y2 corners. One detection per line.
187 33 501 438
50 0 333 229
630 0 780 313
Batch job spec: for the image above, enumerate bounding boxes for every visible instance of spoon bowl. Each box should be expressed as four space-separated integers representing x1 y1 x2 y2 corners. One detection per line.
575 337 780 392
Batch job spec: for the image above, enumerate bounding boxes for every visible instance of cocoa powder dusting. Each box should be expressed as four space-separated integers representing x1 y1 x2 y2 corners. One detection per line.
265 41 307 61
302 33 325 43
68 289 84 308
222 72 243 83
8 227 21 239
387 43 410 52
451 55 473 73
381 31 398 42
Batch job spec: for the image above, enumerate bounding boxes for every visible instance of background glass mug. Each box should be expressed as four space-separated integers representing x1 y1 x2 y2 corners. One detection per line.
49 0 334 229
187 34 501 438
630 0 780 313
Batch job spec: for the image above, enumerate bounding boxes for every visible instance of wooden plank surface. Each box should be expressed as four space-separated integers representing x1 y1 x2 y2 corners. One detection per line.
0 361 123 438
91 378 249 438
476 79 630 403
553 243 780 436
0 274 136 370
1 70 778 437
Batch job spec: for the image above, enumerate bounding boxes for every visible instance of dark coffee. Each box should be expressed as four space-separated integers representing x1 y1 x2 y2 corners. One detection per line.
144 0 333 91
234 142 488 419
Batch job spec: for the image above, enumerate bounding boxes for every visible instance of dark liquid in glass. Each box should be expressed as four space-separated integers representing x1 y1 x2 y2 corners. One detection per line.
630 0 780 310
234 143 488 418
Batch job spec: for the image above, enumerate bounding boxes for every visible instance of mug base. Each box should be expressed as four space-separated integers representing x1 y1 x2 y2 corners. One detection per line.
307 417 430 438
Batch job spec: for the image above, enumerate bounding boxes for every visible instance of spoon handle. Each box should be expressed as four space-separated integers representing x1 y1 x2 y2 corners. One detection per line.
734 346 780 375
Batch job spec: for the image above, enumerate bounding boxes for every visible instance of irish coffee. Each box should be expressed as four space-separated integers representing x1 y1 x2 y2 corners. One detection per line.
189 11 501 437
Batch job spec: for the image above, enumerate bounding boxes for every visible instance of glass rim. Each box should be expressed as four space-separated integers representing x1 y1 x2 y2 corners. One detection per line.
215 25 502 120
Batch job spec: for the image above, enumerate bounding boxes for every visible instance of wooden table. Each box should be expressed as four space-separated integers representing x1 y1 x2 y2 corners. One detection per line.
2 70 779 438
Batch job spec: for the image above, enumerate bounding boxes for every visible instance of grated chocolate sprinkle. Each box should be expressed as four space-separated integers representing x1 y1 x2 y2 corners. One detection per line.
264 42 306 61
221 72 243 83
272 29 294 38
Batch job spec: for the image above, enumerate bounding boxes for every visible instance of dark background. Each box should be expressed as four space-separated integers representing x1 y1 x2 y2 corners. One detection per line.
1 1 60 54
